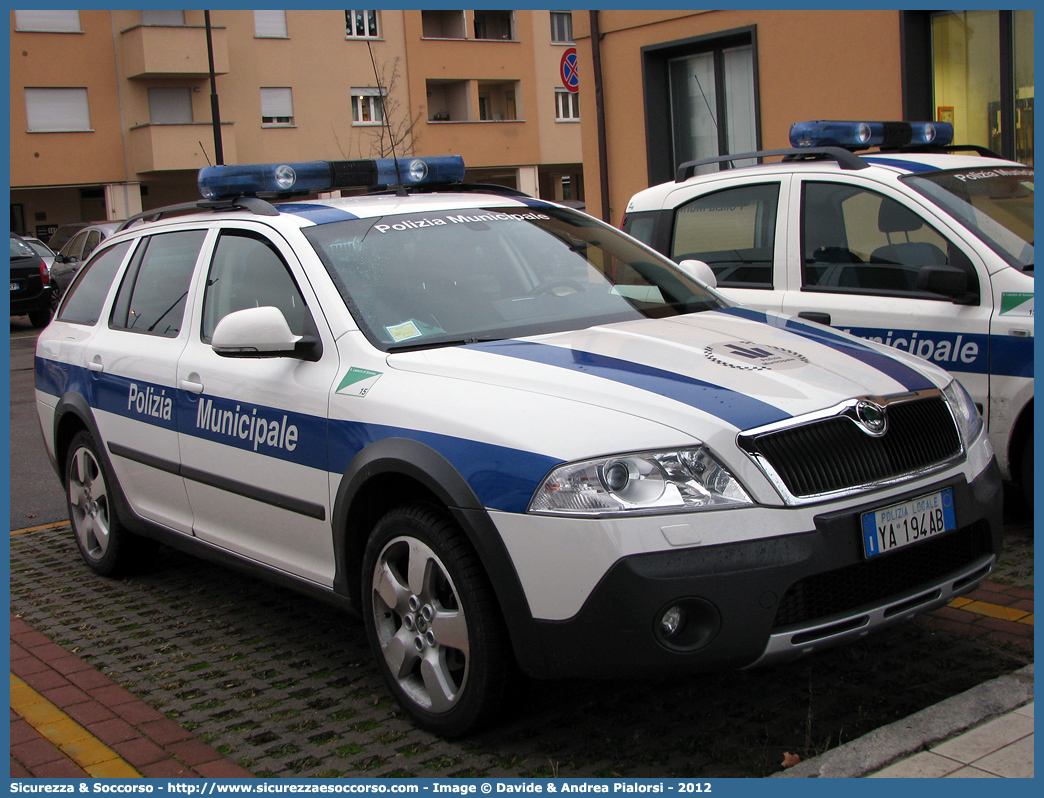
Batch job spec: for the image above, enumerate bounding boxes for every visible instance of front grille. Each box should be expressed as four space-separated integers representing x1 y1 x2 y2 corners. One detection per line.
772 521 992 629
751 396 961 498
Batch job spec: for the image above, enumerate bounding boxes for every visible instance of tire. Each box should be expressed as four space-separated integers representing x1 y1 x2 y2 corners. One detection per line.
64 430 151 576
28 307 51 328
49 285 62 316
361 503 515 737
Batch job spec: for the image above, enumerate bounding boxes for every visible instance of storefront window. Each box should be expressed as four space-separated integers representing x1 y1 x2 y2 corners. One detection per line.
1013 10 1034 165
932 11 1033 166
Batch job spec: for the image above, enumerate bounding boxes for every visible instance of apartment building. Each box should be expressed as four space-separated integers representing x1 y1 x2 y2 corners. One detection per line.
10 9 584 239
572 9 1034 222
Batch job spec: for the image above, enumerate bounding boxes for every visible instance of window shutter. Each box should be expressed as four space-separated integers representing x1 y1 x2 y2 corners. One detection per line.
260 88 294 118
254 10 288 38
14 10 81 32
141 10 186 25
25 88 91 132
148 87 193 124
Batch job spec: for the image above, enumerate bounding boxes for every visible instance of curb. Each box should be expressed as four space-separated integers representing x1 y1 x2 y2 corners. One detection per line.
773 663 1035 778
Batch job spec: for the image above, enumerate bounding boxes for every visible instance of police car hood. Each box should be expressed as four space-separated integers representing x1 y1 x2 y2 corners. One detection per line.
386 308 947 434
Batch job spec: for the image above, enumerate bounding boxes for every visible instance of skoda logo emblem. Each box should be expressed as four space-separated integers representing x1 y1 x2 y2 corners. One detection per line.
856 401 887 434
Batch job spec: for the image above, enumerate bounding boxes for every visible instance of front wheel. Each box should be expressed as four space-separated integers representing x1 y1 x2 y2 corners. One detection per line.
1020 429 1033 509
361 504 515 737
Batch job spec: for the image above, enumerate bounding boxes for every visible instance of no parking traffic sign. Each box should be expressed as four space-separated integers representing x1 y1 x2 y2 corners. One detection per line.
560 46 579 93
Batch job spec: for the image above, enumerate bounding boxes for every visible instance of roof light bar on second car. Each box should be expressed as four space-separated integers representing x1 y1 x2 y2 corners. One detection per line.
789 120 954 151
197 155 466 200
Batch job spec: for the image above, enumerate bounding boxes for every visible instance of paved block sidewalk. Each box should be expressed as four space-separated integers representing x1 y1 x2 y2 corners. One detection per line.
10 615 254 779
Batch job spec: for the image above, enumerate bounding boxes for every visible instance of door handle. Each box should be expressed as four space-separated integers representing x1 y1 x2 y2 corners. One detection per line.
179 379 204 394
798 311 832 326
88 358 104 373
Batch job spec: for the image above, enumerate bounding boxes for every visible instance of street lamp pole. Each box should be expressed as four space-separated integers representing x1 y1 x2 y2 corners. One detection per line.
205 10 224 165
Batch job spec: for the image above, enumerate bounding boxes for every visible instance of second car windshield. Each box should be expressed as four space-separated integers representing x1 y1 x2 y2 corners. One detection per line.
901 167 1034 271
303 204 724 350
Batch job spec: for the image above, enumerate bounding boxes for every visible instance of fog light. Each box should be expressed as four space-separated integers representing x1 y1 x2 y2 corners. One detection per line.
660 606 685 636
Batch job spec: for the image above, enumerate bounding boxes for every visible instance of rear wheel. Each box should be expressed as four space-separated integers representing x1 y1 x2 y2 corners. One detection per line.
65 430 151 576
361 503 514 737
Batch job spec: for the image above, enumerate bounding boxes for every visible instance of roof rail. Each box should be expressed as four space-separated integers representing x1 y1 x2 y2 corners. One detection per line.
675 146 868 182
115 196 279 233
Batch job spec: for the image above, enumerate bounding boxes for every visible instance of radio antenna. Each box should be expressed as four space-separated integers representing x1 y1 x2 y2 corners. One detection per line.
367 40 407 196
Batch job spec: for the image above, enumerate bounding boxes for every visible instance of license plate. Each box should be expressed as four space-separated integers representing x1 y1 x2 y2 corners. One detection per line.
861 488 955 558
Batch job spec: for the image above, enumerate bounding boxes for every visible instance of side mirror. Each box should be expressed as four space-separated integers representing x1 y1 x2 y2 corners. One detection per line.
676 259 717 289
211 306 321 361
917 265 978 306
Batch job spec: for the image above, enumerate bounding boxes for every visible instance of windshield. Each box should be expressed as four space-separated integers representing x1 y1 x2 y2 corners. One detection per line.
303 204 725 350
900 167 1033 272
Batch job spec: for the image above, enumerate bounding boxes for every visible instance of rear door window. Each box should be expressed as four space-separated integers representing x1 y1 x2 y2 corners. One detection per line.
110 230 206 337
56 241 133 326
670 184 779 288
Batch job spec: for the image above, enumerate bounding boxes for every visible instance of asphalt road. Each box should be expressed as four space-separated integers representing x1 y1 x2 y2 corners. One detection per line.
9 318 1033 777
10 319 68 529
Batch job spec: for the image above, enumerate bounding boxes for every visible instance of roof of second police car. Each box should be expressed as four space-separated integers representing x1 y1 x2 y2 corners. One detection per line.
627 151 1029 207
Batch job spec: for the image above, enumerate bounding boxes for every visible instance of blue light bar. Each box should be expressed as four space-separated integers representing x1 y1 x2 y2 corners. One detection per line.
789 121 954 151
198 156 466 199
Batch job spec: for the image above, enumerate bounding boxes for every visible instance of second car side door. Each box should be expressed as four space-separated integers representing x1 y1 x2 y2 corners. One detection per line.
780 176 995 423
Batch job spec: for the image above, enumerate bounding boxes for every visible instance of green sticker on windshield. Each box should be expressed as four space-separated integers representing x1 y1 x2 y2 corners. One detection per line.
1001 292 1034 317
337 367 383 397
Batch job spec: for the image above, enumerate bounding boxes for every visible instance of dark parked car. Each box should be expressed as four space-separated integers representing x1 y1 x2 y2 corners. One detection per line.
10 233 52 327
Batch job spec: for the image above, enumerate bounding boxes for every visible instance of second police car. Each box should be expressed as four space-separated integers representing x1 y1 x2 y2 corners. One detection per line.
624 120 1034 505
37 154 1002 737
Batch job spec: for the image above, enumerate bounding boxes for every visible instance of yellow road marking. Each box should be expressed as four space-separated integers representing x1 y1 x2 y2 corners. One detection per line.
10 673 141 778
11 521 70 535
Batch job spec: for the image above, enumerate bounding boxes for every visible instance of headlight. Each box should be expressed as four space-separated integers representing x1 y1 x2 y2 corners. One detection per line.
942 379 984 446
528 447 752 516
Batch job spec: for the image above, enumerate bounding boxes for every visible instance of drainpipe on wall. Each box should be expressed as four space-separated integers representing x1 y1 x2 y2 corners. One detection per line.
589 10 611 224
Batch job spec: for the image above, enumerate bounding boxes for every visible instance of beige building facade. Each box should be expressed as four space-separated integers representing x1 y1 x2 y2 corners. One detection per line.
573 9 1034 223
10 9 584 240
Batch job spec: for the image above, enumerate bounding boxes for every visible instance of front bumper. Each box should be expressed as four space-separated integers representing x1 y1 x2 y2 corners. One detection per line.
516 459 1003 680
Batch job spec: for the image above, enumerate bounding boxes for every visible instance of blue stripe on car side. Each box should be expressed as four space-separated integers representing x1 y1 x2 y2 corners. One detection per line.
718 307 936 391
35 357 557 514
467 339 791 430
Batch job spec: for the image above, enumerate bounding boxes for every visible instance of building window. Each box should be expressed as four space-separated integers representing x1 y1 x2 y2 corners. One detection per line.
254 10 288 38
641 29 760 185
422 10 466 39
669 44 756 174
351 88 385 125
478 81 519 121
474 10 514 41
555 89 580 120
24 88 91 132
141 10 186 26
260 87 294 126
14 10 81 33
550 11 573 43
148 87 193 124
345 10 379 39
427 80 470 122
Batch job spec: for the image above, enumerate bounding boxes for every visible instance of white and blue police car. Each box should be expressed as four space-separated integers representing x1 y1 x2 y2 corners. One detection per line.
624 120 1033 507
37 153 1002 737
